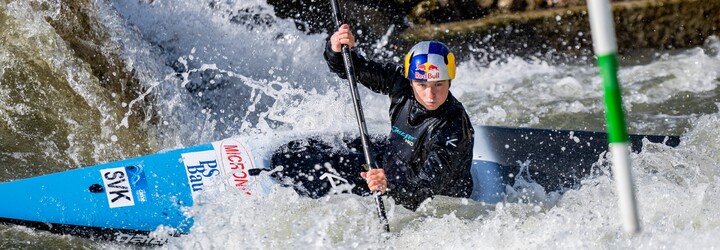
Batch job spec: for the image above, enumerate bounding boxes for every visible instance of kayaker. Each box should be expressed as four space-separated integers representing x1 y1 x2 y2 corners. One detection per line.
324 24 475 210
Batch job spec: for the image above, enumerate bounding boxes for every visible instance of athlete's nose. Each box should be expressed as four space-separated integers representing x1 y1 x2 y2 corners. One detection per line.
425 87 435 99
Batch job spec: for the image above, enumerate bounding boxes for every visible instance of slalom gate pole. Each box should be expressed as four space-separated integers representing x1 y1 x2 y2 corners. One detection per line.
329 0 390 232
587 0 639 235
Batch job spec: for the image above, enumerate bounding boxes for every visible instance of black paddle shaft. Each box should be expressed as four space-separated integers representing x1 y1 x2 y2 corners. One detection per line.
329 0 390 232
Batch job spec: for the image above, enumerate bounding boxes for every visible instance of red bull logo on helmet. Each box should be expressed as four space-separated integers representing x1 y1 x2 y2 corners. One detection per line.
414 62 441 80
404 41 455 81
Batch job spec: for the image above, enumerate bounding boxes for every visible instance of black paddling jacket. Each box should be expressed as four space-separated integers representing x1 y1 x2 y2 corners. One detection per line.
324 43 475 210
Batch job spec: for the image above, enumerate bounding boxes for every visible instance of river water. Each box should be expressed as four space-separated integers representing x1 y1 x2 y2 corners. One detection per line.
1 0 720 249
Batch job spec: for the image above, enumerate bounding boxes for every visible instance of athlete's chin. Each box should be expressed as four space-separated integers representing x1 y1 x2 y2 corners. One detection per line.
423 102 439 110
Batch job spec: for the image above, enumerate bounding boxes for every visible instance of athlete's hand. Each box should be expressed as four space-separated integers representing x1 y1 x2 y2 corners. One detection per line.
330 24 356 53
361 169 387 194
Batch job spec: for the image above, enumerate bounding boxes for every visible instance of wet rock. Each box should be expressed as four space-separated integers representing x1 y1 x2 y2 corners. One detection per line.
266 0 406 60
497 0 528 12
544 0 585 8
401 0 720 61
408 0 495 24
268 0 717 63
479 0 495 8
43 0 148 120
0 1 152 180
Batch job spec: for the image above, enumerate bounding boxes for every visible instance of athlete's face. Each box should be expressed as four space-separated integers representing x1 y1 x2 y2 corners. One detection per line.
411 80 450 111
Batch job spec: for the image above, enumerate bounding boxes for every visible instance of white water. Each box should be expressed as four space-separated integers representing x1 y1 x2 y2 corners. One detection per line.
5 0 720 248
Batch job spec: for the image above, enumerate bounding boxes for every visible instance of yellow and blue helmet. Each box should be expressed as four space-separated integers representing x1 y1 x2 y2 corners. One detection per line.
403 41 456 82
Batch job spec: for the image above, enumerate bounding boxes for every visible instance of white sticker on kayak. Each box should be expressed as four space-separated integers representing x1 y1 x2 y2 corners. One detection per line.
100 167 135 208
181 150 221 194
213 139 257 195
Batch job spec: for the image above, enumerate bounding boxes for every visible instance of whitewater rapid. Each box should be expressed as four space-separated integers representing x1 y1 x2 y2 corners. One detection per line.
2 0 720 249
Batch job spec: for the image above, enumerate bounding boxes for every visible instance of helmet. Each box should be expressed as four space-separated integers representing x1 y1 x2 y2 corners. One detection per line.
404 41 456 81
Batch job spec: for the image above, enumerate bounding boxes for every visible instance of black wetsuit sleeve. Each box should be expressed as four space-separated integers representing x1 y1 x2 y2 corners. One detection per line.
323 41 404 95
391 118 475 210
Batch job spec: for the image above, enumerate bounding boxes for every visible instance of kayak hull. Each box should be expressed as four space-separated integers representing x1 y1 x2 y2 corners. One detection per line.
0 126 680 245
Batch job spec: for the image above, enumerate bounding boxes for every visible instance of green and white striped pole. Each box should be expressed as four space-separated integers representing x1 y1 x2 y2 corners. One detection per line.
587 0 639 235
